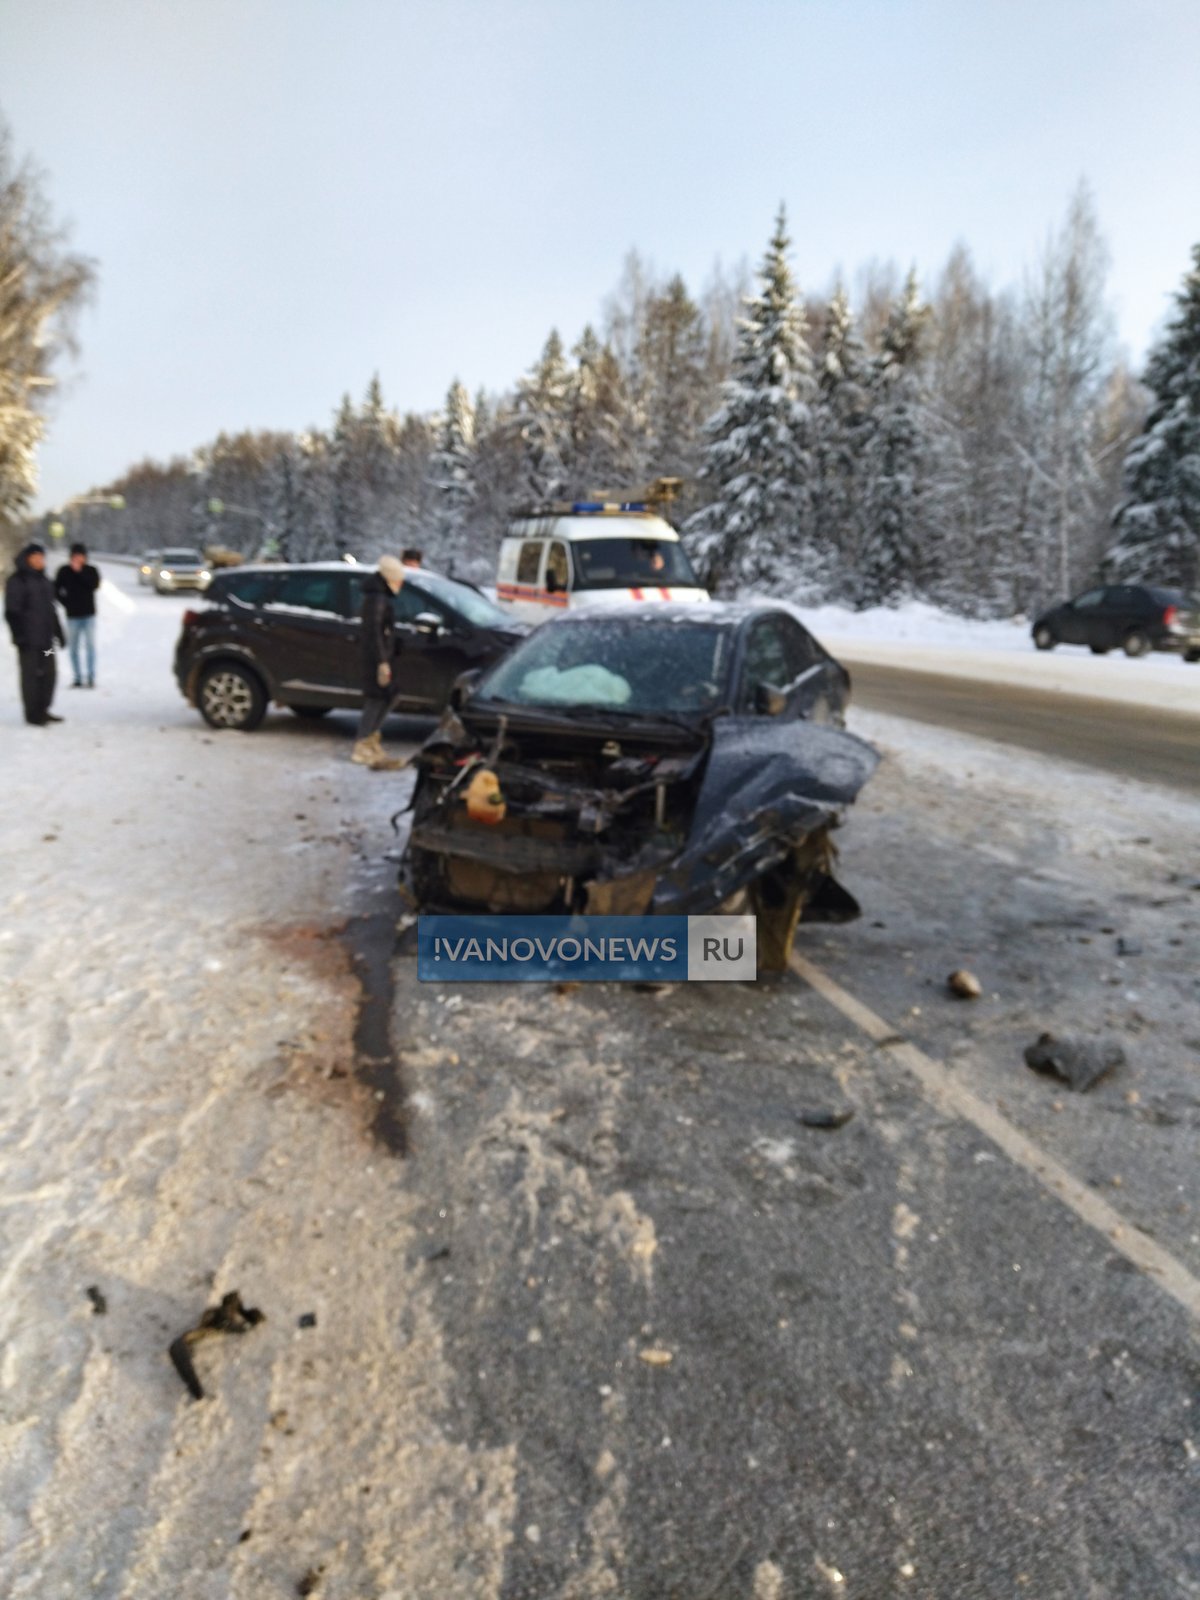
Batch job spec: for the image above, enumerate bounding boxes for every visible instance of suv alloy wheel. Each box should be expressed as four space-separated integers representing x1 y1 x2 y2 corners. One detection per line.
199 662 267 730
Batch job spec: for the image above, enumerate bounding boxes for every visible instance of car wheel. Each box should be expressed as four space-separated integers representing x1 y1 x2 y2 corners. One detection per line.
288 704 332 719
1123 630 1150 658
1089 644 1109 655
199 662 267 730
1185 649 1200 664
1033 625 1055 651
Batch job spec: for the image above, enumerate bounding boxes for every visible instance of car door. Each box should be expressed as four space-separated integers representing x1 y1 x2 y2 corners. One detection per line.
497 538 549 622
261 569 360 705
1060 587 1105 646
384 580 469 711
1094 587 1134 649
1112 585 1154 645
736 613 842 721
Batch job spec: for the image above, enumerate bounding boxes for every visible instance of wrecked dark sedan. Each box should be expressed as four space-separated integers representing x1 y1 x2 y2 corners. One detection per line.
398 602 879 970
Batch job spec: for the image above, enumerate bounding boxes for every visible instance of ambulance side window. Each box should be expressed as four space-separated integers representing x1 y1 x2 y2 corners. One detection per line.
545 541 570 593
516 541 543 585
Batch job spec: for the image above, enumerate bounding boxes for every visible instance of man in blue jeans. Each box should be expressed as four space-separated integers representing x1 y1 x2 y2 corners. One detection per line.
53 542 101 687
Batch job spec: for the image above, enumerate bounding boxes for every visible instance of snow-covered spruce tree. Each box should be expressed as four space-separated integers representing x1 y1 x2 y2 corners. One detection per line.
291 430 339 561
570 325 636 493
265 436 299 560
509 330 573 504
858 270 929 606
429 378 476 572
684 208 817 595
330 394 363 556
639 274 709 483
1106 242 1200 590
814 285 871 599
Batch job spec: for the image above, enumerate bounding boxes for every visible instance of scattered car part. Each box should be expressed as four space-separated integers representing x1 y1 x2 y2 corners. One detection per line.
797 1108 855 1130
1023 1033 1126 1093
947 969 982 999
168 1289 265 1401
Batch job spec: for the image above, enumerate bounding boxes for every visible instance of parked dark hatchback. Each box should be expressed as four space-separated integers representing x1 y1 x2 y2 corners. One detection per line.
174 562 528 730
1032 584 1200 659
400 602 878 970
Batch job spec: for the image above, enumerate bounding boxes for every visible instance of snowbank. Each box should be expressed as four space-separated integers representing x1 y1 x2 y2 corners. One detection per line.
795 599 1200 717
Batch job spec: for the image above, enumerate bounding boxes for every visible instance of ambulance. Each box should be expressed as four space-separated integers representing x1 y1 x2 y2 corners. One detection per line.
494 496 710 623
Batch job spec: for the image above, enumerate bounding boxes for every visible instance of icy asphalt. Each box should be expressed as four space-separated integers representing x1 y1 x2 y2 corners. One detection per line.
1 563 1197 1599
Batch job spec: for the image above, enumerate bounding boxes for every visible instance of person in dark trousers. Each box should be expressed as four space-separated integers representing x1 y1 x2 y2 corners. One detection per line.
5 542 66 725
54 542 102 687
351 554 406 770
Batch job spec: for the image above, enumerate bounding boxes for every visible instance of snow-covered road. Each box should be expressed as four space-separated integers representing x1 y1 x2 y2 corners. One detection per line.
3 566 1197 1597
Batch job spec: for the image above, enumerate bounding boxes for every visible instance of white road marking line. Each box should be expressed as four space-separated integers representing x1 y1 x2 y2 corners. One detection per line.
789 952 1200 1323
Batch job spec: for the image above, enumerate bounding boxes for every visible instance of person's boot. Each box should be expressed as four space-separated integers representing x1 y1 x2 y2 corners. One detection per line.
364 731 405 771
350 736 377 765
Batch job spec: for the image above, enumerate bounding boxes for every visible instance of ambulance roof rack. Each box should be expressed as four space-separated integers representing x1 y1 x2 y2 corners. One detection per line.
510 477 684 521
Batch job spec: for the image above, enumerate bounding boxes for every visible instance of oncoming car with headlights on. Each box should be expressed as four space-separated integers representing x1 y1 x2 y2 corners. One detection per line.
153 548 212 594
399 601 879 972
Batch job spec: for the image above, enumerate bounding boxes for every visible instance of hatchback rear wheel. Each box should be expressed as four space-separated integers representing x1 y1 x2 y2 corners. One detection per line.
199 663 267 730
1033 625 1055 651
1123 630 1150 658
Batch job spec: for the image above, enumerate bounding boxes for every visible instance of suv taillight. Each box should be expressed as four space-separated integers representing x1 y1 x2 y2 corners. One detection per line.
182 609 200 628
1163 605 1178 628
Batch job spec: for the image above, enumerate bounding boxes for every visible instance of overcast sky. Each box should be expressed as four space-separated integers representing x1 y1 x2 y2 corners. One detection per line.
3 0 1198 511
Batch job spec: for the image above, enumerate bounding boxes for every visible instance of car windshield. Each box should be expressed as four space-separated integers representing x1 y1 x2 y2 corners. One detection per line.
162 550 202 565
410 571 510 629
477 617 731 714
571 538 700 591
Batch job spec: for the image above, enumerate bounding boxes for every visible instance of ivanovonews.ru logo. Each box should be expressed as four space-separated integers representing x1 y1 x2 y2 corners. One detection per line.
417 915 757 982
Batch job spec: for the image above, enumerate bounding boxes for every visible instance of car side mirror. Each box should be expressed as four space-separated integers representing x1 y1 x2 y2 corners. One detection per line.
754 682 788 717
449 668 482 710
414 611 444 637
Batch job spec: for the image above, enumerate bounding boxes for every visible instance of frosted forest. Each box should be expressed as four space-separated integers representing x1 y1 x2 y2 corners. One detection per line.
20 187 1200 613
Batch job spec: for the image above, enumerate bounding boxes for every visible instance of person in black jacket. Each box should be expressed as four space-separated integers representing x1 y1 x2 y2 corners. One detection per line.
5 542 66 725
351 554 406 769
54 542 102 687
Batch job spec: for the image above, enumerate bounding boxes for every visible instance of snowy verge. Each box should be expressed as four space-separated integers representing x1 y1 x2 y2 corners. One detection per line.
0 566 514 1599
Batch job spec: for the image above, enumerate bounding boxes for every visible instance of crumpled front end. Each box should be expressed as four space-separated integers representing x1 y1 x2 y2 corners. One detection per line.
399 709 879 970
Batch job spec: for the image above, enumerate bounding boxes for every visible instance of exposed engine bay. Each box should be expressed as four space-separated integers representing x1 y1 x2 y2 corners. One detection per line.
399 703 880 972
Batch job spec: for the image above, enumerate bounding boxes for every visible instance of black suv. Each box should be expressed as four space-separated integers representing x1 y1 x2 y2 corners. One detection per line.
174 562 528 730
1032 584 1200 660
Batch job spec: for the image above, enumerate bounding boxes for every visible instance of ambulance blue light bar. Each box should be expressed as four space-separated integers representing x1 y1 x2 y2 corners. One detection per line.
570 501 648 514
